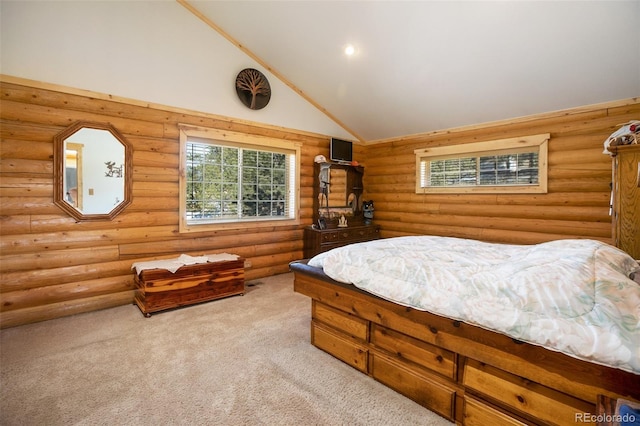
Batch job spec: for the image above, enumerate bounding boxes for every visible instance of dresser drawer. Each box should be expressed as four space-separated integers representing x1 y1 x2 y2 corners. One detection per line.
320 226 379 244
370 351 457 421
313 301 369 341
463 359 594 425
304 224 380 258
312 321 368 372
371 324 456 379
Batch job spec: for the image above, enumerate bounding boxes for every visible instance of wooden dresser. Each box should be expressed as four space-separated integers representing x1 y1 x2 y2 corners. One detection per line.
304 224 380 258
133 257 245 316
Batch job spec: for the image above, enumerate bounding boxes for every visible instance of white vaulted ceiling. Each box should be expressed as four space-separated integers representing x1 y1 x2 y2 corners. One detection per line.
186 0 639 142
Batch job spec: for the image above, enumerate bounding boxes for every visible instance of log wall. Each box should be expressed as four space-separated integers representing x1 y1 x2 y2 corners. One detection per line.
0 78 365 328
364 99 640 244
1 76 637 329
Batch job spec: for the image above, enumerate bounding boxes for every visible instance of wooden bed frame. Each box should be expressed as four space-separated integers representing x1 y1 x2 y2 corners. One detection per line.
290 260 640 426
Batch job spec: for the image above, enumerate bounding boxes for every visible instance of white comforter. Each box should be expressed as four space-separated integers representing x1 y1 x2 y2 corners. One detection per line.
308 236 640 374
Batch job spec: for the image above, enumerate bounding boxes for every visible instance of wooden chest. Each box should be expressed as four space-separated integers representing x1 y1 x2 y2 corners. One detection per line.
134 258 245 316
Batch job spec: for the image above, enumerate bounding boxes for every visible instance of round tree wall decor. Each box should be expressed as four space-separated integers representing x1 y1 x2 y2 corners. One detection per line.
235 68 271 110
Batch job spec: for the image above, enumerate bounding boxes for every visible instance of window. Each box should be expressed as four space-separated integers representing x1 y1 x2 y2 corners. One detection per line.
179 125 300 232
415 134 549 194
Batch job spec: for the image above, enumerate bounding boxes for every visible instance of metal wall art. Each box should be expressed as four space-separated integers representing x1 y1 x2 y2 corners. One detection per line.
235 68 271 110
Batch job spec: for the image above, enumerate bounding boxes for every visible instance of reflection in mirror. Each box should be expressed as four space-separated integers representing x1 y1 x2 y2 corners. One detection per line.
316 162 364 221
327 168 347 207
318 167 350 210
54 121 132 221
65 142 83 209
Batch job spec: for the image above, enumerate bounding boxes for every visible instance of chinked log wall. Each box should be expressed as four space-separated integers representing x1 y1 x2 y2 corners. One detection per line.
0 77 367 328
366 99 640 244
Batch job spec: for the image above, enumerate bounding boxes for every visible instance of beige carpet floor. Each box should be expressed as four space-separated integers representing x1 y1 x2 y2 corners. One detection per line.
0 272 453 426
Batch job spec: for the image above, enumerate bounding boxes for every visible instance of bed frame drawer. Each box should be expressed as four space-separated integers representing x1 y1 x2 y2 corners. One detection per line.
371 323 456 379
463 395 528 426
311 320 369 373
463 359 594 425
312 301 369 341
370 351 457 421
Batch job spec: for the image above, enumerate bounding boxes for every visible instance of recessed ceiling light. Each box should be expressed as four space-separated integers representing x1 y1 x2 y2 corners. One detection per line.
344 44 355 56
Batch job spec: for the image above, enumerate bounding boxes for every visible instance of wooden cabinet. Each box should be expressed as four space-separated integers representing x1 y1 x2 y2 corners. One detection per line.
610 144 640 258
134 258 245 316
303 224 380 258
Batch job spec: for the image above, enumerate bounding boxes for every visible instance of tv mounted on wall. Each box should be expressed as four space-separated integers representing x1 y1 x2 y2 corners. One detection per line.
330 138 353 163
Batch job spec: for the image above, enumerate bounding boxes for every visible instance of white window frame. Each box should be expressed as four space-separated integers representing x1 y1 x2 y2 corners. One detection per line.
178 124 301 233
414 133 549 194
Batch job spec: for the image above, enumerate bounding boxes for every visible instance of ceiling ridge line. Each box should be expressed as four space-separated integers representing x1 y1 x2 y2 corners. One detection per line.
176 0 365 143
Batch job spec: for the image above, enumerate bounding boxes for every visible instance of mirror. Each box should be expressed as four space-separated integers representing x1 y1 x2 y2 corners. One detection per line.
54 121 132 221
316 162 364 220
327 168 347 207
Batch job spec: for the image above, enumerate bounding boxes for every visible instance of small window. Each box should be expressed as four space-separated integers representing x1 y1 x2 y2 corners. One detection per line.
179 125 300 233
415 134 549 194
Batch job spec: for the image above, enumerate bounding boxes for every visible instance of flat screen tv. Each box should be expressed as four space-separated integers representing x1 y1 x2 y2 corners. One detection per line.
330 138 353 163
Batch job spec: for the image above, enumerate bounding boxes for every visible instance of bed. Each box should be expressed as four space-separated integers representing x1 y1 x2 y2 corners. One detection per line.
290 236 640 425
